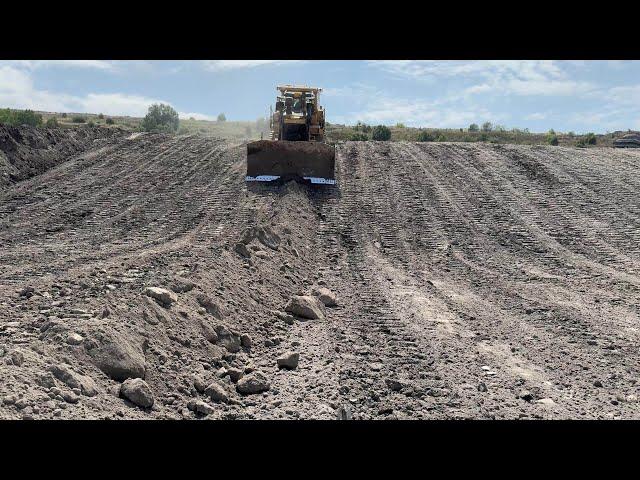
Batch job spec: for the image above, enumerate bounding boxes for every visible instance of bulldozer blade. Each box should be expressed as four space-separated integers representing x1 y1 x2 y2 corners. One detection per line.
246 140 336 185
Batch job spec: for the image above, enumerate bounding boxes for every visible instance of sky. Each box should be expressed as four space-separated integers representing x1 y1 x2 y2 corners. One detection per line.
0 60 639 133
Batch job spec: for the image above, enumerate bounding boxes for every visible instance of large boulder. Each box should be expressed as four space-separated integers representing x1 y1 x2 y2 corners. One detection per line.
310 286 338 307
285 295 326 320
144 287 177 308
85 328 146 381
120 378 154 408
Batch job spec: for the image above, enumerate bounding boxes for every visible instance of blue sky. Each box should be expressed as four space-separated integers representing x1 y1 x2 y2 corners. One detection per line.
0 60 639 133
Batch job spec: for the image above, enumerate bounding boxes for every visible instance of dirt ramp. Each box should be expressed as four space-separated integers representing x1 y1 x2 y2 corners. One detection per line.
0 125 125 190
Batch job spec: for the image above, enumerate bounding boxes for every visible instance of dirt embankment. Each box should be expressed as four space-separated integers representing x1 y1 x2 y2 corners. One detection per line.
1 129 640 420
0 125 125 190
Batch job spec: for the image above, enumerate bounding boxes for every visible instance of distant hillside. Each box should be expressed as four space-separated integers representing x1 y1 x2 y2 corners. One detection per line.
0 108 634 147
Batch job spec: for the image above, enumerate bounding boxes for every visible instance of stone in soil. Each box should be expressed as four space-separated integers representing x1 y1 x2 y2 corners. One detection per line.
85 327 146 381
214 324 242 353
284 295 326 320
204 382 230 403
144 287 177 307
310 286 338 307
187 399 215 416
236 371 270 395
277 351 300 370
120 378 154 408
196 294 223 319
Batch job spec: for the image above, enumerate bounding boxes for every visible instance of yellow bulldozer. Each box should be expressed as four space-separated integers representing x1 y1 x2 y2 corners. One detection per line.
246 85 336 185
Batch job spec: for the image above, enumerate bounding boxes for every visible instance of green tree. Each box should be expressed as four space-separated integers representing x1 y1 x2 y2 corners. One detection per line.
481 121 493 132
371 125 391 141
547 133 559 146
584 132 597 145
395 122 405 128
217 113 226 122
141 103 179 133
98 113 104 119
469 123 479 132
0 109 43 127
105 117 115 125
72 115 86 123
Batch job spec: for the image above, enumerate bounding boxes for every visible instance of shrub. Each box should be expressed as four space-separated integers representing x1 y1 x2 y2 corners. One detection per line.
395 122 405 128
61 112 67 118
479 133 488 142
87 120 95 127
105 117 114 125
568 131 575 137
548 128 555 135
547 134 559 146
371 125 391 141
98 113 104 119
45 117 59 128
350 133 369 141
141 103 179 133
481 121 493 132
435 134 447 142
576 139 587 148
0 109 43 127
72 115 86 123
469 123 479 132
217 113 226 122
584 132 597 145
417 130 435 142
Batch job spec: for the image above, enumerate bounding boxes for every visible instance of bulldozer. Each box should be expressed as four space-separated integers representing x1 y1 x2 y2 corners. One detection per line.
246 85 336 185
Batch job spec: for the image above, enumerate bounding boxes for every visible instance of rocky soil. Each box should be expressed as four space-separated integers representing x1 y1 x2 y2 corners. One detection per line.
1 129 640 419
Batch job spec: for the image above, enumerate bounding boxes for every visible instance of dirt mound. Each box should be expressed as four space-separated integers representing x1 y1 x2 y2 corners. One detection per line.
0 124 125 190
1 131 640 419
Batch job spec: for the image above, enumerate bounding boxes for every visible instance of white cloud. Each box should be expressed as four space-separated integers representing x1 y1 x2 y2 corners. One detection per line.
202 60 305 72
525 112 548 121
607 85 640 104
369 60 596 98
325 82 500 127
178 112 216 121
0 65 211 119
2 60 115 71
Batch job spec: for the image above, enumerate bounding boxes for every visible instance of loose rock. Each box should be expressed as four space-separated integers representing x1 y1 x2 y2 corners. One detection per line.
236 372 270 395
120 378 154 408
277 351 300 370
284 295 326 320
85 328 146 381
310 286 338 307
204 382 230 403
196 294 223 319
144 287 177 308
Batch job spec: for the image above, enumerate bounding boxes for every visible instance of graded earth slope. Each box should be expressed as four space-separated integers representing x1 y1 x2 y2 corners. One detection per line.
1 132 639 419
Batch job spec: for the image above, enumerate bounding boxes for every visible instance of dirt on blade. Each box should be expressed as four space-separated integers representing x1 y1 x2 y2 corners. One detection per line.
1 128 640 420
